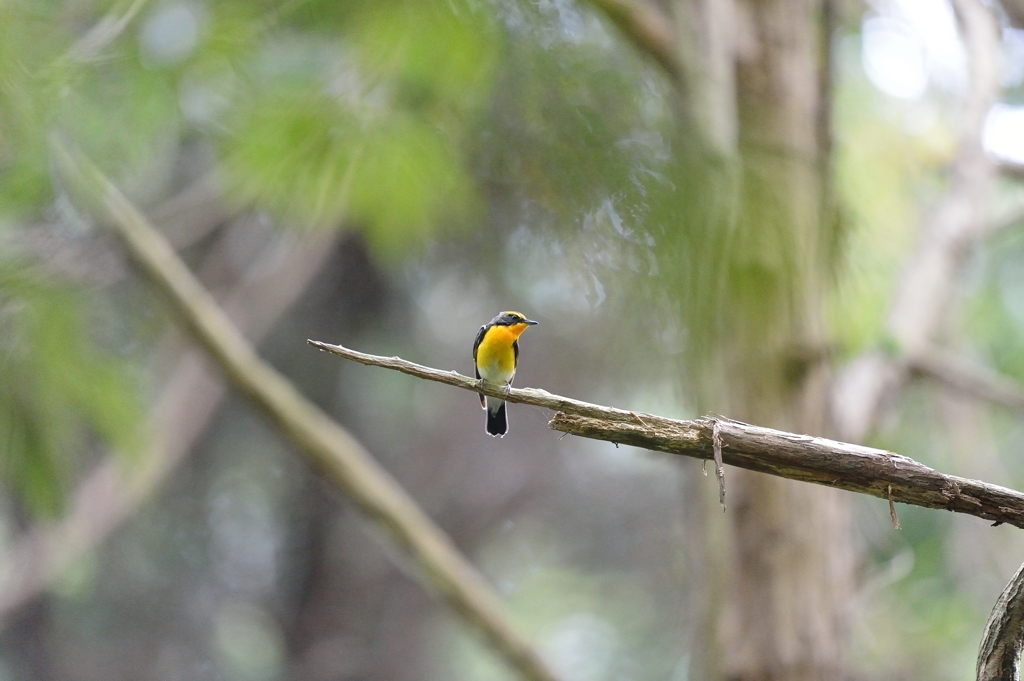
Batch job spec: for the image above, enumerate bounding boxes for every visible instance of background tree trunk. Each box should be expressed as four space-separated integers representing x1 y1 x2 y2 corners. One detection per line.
676 0 855 676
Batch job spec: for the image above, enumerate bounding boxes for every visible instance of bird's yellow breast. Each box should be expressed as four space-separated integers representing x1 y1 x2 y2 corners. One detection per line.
476 323 528 382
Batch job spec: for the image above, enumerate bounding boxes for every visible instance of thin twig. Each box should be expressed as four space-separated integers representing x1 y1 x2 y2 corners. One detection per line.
307 339 643 421
52 139 560 681
308 339 1024 529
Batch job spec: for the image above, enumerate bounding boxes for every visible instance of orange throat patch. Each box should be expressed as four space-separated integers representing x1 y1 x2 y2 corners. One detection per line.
476 323 528 380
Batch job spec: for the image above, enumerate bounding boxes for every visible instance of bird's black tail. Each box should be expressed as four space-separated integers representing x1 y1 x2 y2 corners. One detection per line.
486 399 508 437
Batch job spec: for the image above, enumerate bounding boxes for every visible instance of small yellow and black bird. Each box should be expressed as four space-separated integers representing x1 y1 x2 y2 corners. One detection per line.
472 311 538 437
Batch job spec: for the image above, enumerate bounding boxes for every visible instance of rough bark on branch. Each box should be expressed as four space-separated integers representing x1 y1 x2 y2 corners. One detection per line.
52 140 560 681
550 413 1024 527
978 560 1024 680
309 340 1024 529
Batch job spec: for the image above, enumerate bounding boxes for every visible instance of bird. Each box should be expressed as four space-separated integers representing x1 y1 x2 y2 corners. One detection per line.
472 311 538 437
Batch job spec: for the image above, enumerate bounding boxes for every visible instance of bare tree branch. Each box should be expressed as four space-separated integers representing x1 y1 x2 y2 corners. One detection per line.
51 138 560 681
306 340 638 419
308 340 1024 529
978 560 1024 680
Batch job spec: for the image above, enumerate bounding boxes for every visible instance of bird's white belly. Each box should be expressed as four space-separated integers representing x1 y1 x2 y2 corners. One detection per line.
478 356 513 385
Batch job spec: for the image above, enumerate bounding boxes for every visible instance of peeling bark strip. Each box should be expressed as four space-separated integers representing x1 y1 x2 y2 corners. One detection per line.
887 485 901 530
712 419 726 510
307 340 1024 530
978 561 1024 680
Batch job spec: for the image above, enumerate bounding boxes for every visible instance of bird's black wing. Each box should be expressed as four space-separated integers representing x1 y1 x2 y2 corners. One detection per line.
473 324 488 408
511 339 520 383
472 324 488 364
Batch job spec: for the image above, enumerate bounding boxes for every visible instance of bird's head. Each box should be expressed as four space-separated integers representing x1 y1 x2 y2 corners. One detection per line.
492 311 538 336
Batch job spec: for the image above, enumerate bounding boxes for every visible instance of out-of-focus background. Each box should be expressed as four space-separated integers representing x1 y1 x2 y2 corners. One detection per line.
1 0 1024 679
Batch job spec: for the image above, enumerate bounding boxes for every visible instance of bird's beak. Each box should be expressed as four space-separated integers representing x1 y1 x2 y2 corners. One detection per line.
525 319 539 326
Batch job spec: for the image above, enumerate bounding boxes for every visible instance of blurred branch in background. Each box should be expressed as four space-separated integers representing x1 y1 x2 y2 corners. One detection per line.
992 200 1024 237
586 0 739 161
0 223 337 627
51 139 561 681
909 346 1024 414
670 0 738 161
586 0 681 80
1001 0 1024 29
308 340 1024 529
1003 161 1024 183
150 173 233 250
831 0 1002 443
66 0 150 63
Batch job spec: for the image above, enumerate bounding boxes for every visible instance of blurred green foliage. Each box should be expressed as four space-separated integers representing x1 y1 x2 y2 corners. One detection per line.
0 0 1022 678
222 89 477 254
968 226 1024 382
0 0 503 514
217 0 496 256
829 53 956 358
0 262 142 516
0 0 160 516
0 2 67 215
